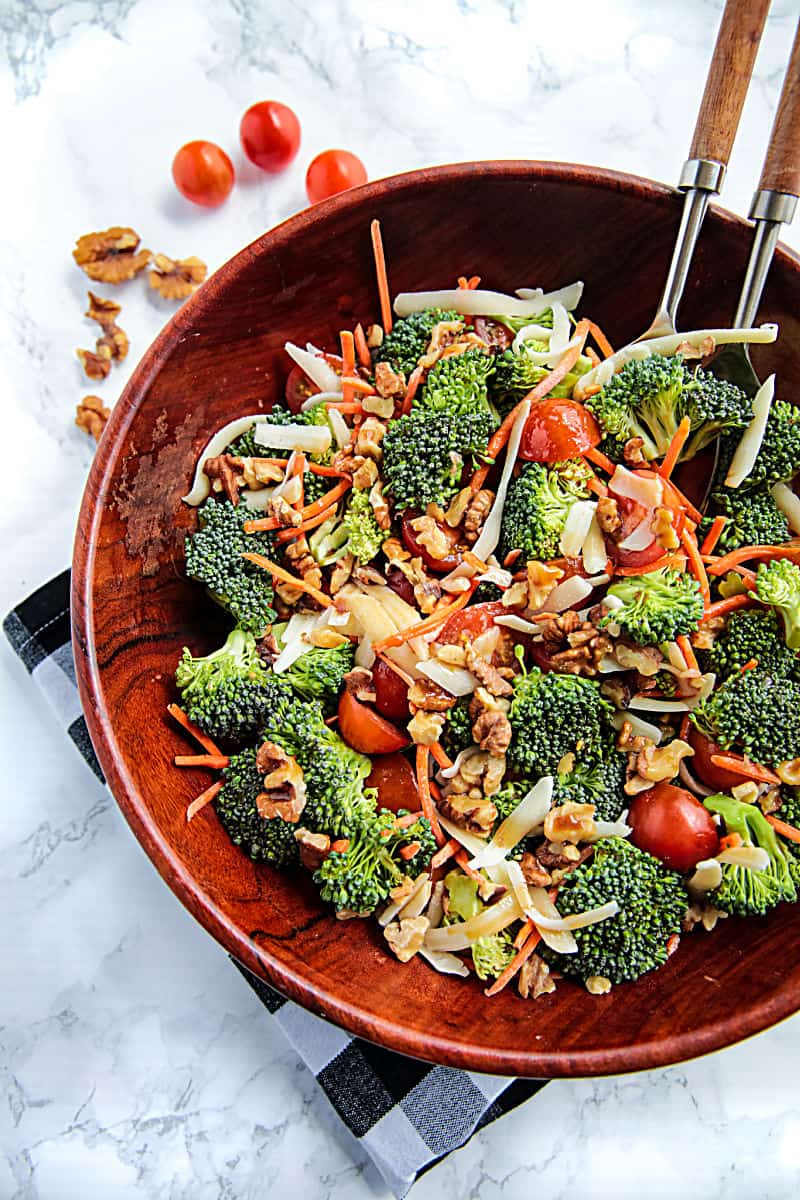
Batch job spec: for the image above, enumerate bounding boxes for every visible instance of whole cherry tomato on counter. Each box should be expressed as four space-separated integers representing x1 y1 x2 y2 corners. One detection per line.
240 100 301 172
366 753 419 814
338 689 409 755
686 726 747 793
172 141 235 208
401 511 461 573
372 657 411 722
518 398 601 462
306 149 367 204
628 782 720 872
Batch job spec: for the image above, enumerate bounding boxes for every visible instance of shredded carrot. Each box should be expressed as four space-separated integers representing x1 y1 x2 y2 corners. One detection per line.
430 741 454 771
370 219 392 335
376 652 415 688
718 832 743 853
739 657 759 673
766 814 800 844
340 330 356 407
700 515 728 556
585 320 614 359
331 838 350 854
457 276 469 289
613 552 686 576
167 703 222 756
307 461 348 477
503 548 523 568
340 375 376 395
430 838 460 868
703 593 756 619
658 416 691 480
401 364 425 416
584 445 616 475
186 780 223 822
290 451 306 510
680 527 710 606
679 713 691 741
399 841 422 861
484 927 543 997
463 550 490 574
395 810 423 829
586 474 608 498
416 745 445 845
513 918 535 949
455 848 483 882
275 505 340 543
586 347 601 368
354 323 371 368
175 753 230 769
709 754 781 785
582 383 603 398
299 478 352 520
706 540 800 577
324 401 362 415
373 587 475 651
676 634 699 674
242 551 334 608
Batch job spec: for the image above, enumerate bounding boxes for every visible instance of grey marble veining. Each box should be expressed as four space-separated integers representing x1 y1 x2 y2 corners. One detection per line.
3 1 800 1196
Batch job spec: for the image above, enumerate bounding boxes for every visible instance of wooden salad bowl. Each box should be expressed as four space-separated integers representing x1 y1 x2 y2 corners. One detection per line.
72 162 800 1077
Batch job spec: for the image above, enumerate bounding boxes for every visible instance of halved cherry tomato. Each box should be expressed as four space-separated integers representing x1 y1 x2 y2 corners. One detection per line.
385 566 416 607
628 782 720 872
687 726 745 792
172 141 235 208
473 318 513 352
437 600 507 643
240 100 301 173
366 753 419 814
519 398 601 462
338 689 409 754
401 511 461 573
306 149 367 204
372 657 411 722
285 364 318 413
608 492 665 569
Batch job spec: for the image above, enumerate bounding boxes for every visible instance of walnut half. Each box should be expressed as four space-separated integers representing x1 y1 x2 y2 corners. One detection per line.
75 395 110 441
149 253 208 300
73 226 151 283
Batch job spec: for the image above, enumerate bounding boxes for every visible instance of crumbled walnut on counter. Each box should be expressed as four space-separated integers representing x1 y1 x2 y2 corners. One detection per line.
149 253 207 300
544 801 596 844
596 495 622 534
518 955 556 999
407 709 446 746
75 394 110 441
76 346 112 380
471 709 512 755
294 827 331 871
384 915 429 962
463 488 494 543
407 678 454 713
85 291 128 362
255 739 307 822
373 360 406 398
585 976 612 995
73 227 152 283
85 292 121 324
622 437 647 468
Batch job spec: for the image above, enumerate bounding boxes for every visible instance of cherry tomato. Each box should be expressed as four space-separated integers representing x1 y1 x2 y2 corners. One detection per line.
306 149 367 204
628 782 720 872
687 726 745 792
438 601 507 644
401 511 461 573
607 492 664 569
240 100 301 173
519 398 601 463
385 566 416 607
338 690 409 755
285 364 318 413
172 141 235 208
366 753 419 814
473 318 513 352
372 657 411 722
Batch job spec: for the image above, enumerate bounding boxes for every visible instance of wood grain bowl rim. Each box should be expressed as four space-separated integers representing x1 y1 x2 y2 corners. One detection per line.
72 160 800 1076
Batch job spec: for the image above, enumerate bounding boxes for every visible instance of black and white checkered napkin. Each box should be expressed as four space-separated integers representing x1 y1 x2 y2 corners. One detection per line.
4 570 548 1197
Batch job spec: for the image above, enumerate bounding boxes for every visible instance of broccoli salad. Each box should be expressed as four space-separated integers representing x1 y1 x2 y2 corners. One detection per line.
172 224 800 1001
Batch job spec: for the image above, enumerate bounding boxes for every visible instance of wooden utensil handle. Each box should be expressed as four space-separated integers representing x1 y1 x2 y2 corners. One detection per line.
759 19 800 196
689 0 770 165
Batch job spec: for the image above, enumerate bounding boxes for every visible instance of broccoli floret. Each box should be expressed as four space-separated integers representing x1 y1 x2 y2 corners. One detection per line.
752 559 800 650
215 747 299 867
185 498 276 635
491 779 534 824
584 354 751 463
382 407 495 511
598 568 704 645
472 931 516 981
417 348 494 418
717 400 800 492
704 793 798 916
281 641 355 714
175 627 278 746
499 459 593 561
441 696 474 760
315 808 436 914
489 309 554 334
443 870 516 980
542 837 688 984
553 745 628 822
700 607 799 682
340 489 387 562
490 347 592 416
691 667 800 766
700 488 790 554
508 668 613 778
374 308 460 376
778 789 800 829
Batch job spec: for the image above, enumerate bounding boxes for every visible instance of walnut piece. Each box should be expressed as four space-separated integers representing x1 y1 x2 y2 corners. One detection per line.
520 851 552 887
343 667 377 703
407 678 454 713
85 291 121 324
409 514 451 561
651 505 679 550
369 481 392 531
384 915 429 962
85 291 128 363
270 494 303 528
255 739 307 822
518 955 556 1000
463 489 494 543
73 227 152 283
464 642 513 697
204 454 245 504
407 709 445 746
622 437 647 468
543 801 596 844
149 253 207 300
439 789 498 836
330 552 354 595
355 417 386 460
362 391 395 419
75 394 110 441
308 626 348 649
527 560 564 609
366 324 383 348
596 495 622 534
471 709 512 755
614 642 663 677
682 902 728 933
373 360 406 398
294 828 331 871
444 486 472 528
625 737 694 795
77 346 111 380
585 975 612 995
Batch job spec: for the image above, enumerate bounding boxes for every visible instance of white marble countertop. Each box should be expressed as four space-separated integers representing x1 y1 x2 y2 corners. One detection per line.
3 1 800 1196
